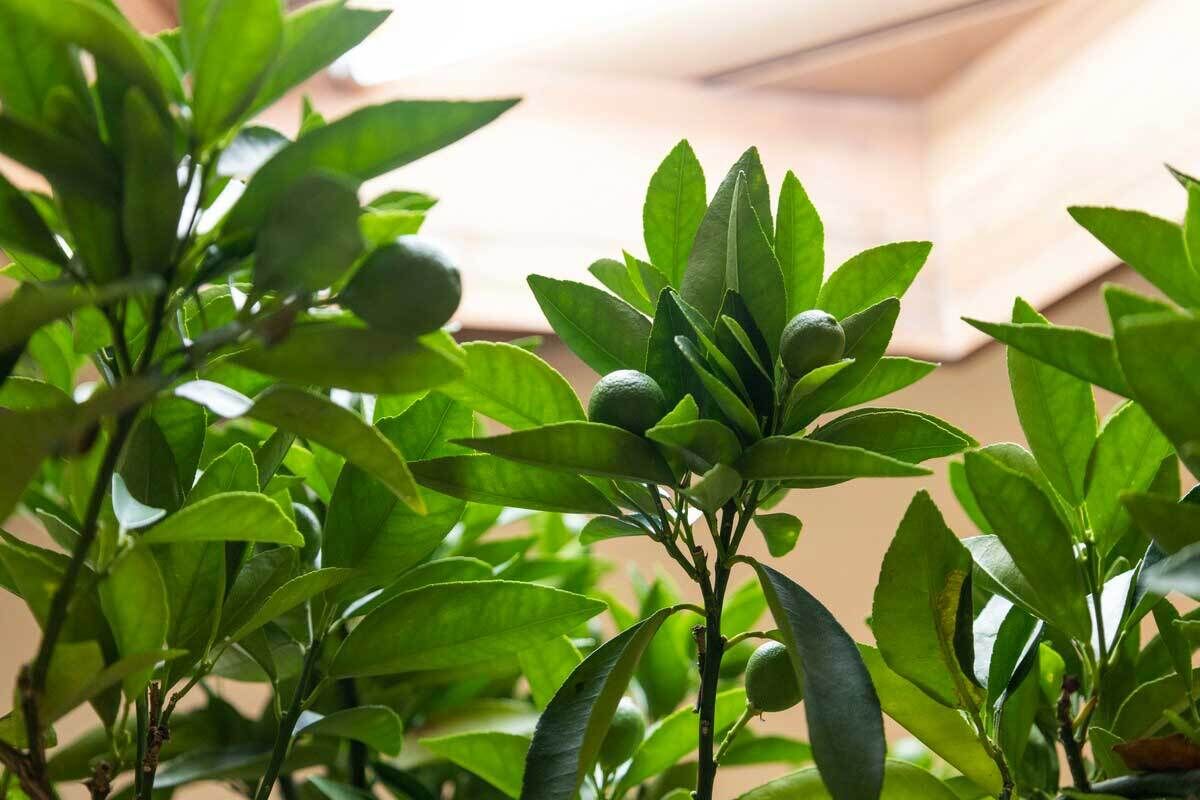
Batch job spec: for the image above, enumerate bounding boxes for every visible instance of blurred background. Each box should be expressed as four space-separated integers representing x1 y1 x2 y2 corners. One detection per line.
2 0 1198 795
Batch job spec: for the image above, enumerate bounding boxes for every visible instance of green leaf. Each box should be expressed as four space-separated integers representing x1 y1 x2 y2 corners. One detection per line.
721 734 812 767
297 705 403 756
737 759 961 800
332 580 605 677
964 318 1131 397
459 421 675 484
0 171 66 270
646 417 742 472
1085 401 1171 556
252 173 363 294
528 275 650 375
874 492 979 708
756 512 801 558
679 464 739 513
722 578 767 635
736 436 930 481
225 98 518 237
438 341 584 430
964 450 1091 640
681 147 771 320
1069 206 1200 308
1007 298 1097 505
235 324 464 395
140 492 301 546
618 688 745 791
519 635 582 711
0 13 89 128
0 0 167 111
676 336 761 439
247 0 390 118
787 298 901 428
817 242 931 320
410 454 618 515
422 731 530 799
308 777 373 800
190 0 282 145
217 548 296 641
580 516 648 546
155 535 224 687
727 174 788 358
858 646 1002 794
811 408 972 464
1113 311 1200 477
776 171 824 316
0 531 106 642
520 608 676 800
99 546 168 696
349 557 492 618
0 276 160 353
0 112 116 201
589 257 654 314
634 574 693 720
645 289 706 407
643 139 706 287
44 646 185 723
1124 493 1200 554
752 561 885 800
949 461 992 533
828 357 937 411
228 567 353 642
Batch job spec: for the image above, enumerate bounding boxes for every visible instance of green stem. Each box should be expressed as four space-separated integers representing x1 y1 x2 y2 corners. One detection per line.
725 629 779 648
714 705 754 765
252 635 324 800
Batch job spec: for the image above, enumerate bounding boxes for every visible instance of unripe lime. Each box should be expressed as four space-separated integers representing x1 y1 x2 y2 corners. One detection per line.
599 697 646 769
293 502 322 564
340 236 461 336
779 310 844 378
744 641 802 712
587 370 667 435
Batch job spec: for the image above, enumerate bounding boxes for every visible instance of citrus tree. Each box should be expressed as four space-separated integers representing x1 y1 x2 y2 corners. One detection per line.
863 165 1200 800
418 141 975 800
0 1 644 798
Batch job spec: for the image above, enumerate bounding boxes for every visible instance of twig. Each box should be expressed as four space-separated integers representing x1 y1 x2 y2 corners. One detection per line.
714 705 754 765
1067 769 1200 798
725 630 779 648
252 634 326 800
1058 676 1090 791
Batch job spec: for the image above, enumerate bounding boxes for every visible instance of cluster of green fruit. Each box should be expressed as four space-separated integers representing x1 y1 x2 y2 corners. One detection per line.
339 236 463 336
588 309 845 433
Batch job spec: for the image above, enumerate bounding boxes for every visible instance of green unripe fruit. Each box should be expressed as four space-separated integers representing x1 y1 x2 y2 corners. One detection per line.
779 310 845 378
587 370 667 435
744 641 802 712
293 502 322 564
340 236 462 336
599 697 646 769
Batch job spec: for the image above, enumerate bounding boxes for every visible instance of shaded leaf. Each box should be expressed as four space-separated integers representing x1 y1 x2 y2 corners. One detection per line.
410 454 618 515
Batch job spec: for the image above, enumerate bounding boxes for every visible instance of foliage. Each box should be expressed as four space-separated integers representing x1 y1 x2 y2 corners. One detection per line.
872 167 1200 800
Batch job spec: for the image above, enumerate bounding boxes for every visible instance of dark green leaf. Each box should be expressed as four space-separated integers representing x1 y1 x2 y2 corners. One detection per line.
0 13 89 127
736 436 930 481
949 461 992 533
0 112 117 200
776 170 823 316
0 171 66 270
720 734 812 767
579 515 647 545
156 536 224 687
227 567 352 642
297 705 403 756
1124 493 1200 554
676 336 761 439
811 408 972 464
643 139 706 287
252 174 363 293
348 557 492 618
528 275 650 375
817 242 930 320
217 548 296 641
410 454 618 515
752 562 884 800
332 580 605 677
0 276 160 353
646 417 742 472
44 646 185 722
727 174 788 358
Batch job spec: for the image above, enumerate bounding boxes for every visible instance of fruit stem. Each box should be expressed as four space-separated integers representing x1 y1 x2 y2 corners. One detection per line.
714 705 755 765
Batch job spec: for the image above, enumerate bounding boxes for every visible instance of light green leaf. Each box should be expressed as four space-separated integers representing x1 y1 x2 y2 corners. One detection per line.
99 547 168 696
410 454 618 515
722 578 767 635
423 731 530 799
191 0 281 145
589 257 654 314
140 492 302 546
736 436 929 481
681 463 740 512
737 760 961 800
528 275 650 375
828 357 937 411
297 705 403 756
647 417 741 472
755 513 802 557
459 421 675 484
44 646 185 722
438 341 584 430
811 408 972 464
228 567 353 642
519 635 582 711
332 580 605 677
618 688 746 790
156 535 224 687
817 242 930 320
579 515 648 545
217 548 296 641
721 734 812 767
964 318 1131 397
643 139 706 287
348 557 492 618
949 460 991 533
776 170 823 316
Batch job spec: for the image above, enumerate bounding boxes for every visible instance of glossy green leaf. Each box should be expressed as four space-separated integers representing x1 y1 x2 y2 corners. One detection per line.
1069 206 1200 308
776 170 823 316
676 336 761 439
191 0 281 144
644 139 706 287
332 580 605 677
963 317 1131 397
140 492 301 546
755 513 801 557
459 421 675 484
589 257 654 314
874 491 979 708
752 561 885 800
528 275 650 375
217 548 296 641
1113 311 1200 477
737 759 962 800
858 646 1002 794
645 289 704 407
228 567 353 642
410 454 618 515
252 174 363 293
579 515 647 545
618 688 745 790
423 731 529 799
156 535 224 687
1086 401 1171 556
678 463 738 512
736 436 929 481
811 408 972 464
964 450 1091 640
235 324 463 395
647 417 742 472
349 557 492 618
438 340 584 430
817 242 930 320
519 635 582 711
99 546 168 696
1124 493 1200 554
225 99 517 236
520 608 675 800
828 357 938 411
778 358 855 434
727 174 788 358
297 705 403 756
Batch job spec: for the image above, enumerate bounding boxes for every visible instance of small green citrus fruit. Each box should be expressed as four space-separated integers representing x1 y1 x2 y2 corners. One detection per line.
779 310 845 378
744 641 802 712
599 697 646 769
340 236 461 336
587 370 667 435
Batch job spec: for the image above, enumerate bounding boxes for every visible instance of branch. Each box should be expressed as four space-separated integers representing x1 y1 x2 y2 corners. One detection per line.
1060 769 1200 798
1058 676 1090 791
